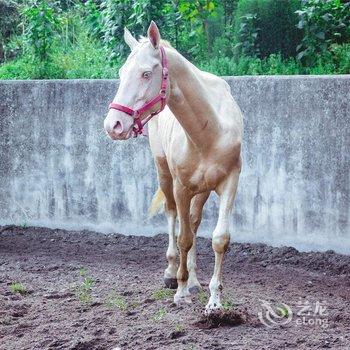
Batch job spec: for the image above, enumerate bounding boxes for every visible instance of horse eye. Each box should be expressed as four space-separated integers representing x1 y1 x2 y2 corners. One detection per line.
142 71 151 79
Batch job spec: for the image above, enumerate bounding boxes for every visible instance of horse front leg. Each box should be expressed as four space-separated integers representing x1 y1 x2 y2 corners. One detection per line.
206 169 240 314
173 181 194 304
187 191 210 294
157 171 178 289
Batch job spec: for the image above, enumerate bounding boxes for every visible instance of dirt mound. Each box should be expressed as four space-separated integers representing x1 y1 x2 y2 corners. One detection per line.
194 308 248 329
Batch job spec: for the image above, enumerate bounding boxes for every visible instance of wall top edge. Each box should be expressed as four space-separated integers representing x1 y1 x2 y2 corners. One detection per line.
0 74 349 85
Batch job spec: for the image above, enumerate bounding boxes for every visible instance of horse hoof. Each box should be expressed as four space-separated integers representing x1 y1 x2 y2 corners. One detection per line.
174 294 192 305
188 286 201 295
164 277 178 289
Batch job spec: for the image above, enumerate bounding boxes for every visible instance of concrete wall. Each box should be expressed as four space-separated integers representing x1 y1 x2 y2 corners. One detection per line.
0 76 349 253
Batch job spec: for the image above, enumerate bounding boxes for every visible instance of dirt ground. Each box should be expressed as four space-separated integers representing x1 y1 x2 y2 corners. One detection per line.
1 226 350 350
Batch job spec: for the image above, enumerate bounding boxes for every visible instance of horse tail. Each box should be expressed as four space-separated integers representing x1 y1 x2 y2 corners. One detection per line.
149 187 165 217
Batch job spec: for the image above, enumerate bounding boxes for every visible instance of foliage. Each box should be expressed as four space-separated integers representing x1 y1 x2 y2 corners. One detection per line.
296 0 350 63
233 0 303 58
54 23 121 78
0 0 20 62
152 288 174 300
234 13 260 57
82 0 104 39
105 291 128 310
152 307 167 322
10 282 27 295
21 0 62 62
0 0 349 79
199 46 350 75
75 275 95 304
99 0 132 60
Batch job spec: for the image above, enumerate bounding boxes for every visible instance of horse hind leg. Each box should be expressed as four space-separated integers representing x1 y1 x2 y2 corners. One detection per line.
164 204 178 289
205 170 240 314
187 191 210 294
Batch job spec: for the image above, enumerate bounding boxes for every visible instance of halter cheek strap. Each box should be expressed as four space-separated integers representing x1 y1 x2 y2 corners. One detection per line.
109 46 169 137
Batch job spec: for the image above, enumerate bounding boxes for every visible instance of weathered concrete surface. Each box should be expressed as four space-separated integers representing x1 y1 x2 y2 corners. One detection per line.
0 76 349 253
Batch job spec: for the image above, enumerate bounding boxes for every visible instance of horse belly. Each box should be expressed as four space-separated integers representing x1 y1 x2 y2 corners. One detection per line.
176 161 228 194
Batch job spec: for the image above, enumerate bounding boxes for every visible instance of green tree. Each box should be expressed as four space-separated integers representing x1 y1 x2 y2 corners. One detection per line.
296 0 350 63
21 0 62 62
233 0 302 58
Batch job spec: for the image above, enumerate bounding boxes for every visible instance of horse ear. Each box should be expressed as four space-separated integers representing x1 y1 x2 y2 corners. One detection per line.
147 21 161 49
124 27 138 50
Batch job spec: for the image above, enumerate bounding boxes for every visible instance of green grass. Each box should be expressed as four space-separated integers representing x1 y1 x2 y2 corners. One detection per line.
174 323 185 333
105 292 128 311
152 288 174 300
74 274 95 304
277 305 291 318
9 282 27 295
198 289 208 305
222 298 236 311
152 307 167 322
78 267 88 277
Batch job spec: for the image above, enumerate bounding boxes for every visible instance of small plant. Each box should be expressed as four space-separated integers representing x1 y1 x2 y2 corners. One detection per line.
174 323 185 332
77 290 92 304
82 277 94 289
152 307 167 322
78 267 88 277
222 298 235 311
75 275 94 304
277 305 291 318
198 289 207 305
9 282 26 295
129 300 140 309
105 292 128 311
20 222 28 229
152 288 174 300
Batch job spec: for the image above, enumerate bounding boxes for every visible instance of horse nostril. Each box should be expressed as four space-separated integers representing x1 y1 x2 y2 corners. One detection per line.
113 121 123 134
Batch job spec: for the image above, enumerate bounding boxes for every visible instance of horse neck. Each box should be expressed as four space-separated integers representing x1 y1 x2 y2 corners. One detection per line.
166 49 220 150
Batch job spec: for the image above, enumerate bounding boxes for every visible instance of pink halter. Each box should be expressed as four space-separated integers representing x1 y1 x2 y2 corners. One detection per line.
109 46 169 137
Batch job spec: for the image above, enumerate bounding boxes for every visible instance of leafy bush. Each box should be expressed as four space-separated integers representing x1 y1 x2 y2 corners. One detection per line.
199 54 302 76
233 0 303 58
234 13 260 57
98 0 173 61
296 0 350 63
199 43 350 76
0 0 20 62
54 25 121 78
21 0 62 62
0 11 121 79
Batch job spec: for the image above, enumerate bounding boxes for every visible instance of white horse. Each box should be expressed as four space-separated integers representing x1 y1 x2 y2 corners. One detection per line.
104 21 243 314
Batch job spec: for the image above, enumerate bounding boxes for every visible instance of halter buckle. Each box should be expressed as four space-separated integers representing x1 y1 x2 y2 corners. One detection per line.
159 89 166 98
162 67 168 78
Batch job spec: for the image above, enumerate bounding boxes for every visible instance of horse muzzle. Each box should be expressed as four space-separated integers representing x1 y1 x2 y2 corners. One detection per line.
104 112 134 140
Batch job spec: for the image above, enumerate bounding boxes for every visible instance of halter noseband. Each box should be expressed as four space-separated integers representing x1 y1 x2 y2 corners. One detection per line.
109 46 169 137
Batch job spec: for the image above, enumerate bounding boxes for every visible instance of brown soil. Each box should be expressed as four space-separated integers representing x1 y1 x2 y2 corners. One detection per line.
1 226 350 350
